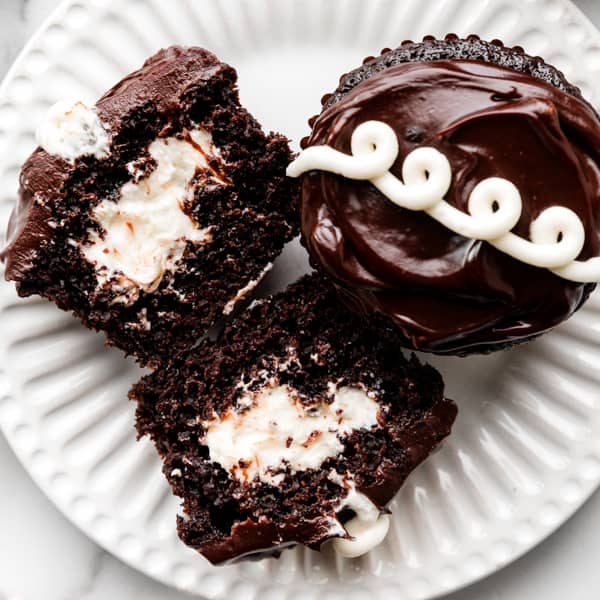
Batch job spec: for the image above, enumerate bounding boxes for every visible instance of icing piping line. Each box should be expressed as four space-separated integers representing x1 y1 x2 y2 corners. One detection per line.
287 120 600 283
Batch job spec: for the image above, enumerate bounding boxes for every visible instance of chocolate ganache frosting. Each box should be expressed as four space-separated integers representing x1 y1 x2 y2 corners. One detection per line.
300 58 600 354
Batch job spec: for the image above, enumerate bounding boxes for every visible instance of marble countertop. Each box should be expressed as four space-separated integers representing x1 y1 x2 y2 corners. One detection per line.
2 1 600 599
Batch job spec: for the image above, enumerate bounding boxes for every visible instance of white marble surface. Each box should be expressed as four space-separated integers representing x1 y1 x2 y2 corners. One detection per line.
2 1 600 599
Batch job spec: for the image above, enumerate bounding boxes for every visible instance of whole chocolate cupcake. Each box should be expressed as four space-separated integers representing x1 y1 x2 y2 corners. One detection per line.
288 35 600 355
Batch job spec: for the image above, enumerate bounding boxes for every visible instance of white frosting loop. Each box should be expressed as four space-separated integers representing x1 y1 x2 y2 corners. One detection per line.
466 178 522 240
529 207 586 266
286 120 600 283
287 120 398 180
374 146 452 211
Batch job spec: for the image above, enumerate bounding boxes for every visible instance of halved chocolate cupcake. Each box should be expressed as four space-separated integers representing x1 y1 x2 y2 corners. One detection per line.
132 274 457 564
289 36 600 355
2 46 298 366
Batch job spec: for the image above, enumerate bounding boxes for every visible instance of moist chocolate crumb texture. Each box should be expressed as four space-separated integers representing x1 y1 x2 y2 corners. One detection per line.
132 274 457 564
1 46 298 366
288 35 600 356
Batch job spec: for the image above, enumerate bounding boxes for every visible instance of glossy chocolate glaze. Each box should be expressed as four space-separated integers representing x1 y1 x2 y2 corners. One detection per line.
302 59 600 354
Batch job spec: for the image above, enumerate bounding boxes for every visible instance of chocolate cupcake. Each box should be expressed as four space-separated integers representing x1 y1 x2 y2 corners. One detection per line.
1 46 298 367
132 274 457 564
288 36 600 355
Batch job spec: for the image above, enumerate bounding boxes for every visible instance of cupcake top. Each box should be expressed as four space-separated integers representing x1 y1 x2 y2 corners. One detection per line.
290 37 600 355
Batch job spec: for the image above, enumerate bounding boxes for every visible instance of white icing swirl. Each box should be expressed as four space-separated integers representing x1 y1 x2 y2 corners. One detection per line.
287 120 600 283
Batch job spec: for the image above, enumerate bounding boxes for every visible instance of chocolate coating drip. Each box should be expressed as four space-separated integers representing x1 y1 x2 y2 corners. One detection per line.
301 59 600 354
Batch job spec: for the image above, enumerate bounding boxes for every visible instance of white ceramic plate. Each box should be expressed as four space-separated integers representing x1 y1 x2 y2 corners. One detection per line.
1 0 600 598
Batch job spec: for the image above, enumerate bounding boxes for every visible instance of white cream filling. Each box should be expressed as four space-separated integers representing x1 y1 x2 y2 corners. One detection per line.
83 129 222 304
202 383 379 486
329 470 391 558
37 99 110 162
332 511 391 558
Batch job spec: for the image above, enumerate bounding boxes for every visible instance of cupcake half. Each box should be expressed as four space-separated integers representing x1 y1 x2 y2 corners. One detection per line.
1 46 298 367
289 35 600 355
132 274 457 564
